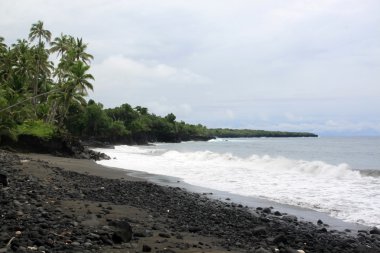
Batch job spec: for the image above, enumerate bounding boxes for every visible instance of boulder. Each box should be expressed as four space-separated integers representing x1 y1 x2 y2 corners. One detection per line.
370 227 380 235
262 208 271 214
110 220 132 244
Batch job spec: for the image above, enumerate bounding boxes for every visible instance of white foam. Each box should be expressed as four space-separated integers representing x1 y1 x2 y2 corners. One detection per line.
96 145 380 227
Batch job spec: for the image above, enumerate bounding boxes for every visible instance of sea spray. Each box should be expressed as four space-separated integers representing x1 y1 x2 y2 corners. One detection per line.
96 142 380 227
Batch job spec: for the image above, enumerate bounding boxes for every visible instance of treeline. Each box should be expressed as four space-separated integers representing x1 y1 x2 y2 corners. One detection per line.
0 21 210 145
0 21 316 148
65 100 210 144
208 128 318 138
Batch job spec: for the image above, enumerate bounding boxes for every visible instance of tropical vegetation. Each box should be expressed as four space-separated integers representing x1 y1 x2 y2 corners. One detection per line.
0 21 316 148
0 21 212 145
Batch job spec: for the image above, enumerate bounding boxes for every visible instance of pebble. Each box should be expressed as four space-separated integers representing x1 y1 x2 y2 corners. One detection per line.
1 150 379 253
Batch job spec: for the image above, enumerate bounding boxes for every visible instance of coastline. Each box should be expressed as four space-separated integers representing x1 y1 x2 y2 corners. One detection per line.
16 153 364 233
1 151 379 252
128 170 368 233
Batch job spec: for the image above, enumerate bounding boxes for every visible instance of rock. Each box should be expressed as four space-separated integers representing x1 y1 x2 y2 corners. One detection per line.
355 245 380 253
317 219 323 225
72 242 81 246
0 174 8 187
263 208 271 214
142 244 152 252
84 242 92 247
158 233 171 238
274 211 282 216
255 247 271 253
87 232 100 240
13 200 22 206
282 215 298 222
134 228 153 237
273 234 287 244
111 220 132 244
188 227 202 233
253 226 267 235
370 227 380 235
285 248 299 253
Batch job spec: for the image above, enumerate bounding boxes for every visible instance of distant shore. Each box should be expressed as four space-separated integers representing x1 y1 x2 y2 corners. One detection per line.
1 150 379 252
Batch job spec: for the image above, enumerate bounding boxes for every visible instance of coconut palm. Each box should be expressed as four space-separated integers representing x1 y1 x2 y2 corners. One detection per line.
57 61 94 123
28 21 52 107
28 20 51 45
68 38 94 65
50 34 73 57
0 37 6 55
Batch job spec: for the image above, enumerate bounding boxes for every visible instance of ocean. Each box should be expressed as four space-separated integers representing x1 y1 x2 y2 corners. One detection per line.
95 137 380 228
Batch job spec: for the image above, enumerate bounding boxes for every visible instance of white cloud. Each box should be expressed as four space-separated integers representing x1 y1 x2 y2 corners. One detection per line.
92 55 209 89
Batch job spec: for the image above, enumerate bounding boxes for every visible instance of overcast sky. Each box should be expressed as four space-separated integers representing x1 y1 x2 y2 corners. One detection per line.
1 0 380 135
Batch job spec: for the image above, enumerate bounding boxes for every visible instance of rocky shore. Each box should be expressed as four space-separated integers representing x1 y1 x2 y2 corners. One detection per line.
1 150 380 253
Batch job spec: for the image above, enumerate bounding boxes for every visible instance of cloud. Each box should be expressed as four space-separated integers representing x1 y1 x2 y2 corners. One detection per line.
1 0 380 135
92 55 208 87
89 55 210 113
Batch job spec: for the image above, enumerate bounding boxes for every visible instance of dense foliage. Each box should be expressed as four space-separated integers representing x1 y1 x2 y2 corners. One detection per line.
0 21 94 141
0 21 316 146
0 21 210 144
208 128 318 138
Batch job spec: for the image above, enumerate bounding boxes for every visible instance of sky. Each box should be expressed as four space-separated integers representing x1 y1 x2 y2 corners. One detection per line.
1 0 380 136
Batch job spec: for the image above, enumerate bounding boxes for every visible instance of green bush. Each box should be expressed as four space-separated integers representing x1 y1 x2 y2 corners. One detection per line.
16 120 56 139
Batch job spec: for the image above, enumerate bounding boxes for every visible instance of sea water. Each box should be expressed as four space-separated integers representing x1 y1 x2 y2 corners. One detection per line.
95 137 380 227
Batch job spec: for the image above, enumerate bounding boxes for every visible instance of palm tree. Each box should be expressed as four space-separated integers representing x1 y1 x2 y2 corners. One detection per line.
0 37 10 84
68 38 94 65
28 21 52 108
29 20 51 45
50 34 72 57
0 37 6 55
58 61 94 124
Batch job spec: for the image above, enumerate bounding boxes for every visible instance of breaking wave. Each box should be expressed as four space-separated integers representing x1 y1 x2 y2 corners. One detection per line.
96 145 380 227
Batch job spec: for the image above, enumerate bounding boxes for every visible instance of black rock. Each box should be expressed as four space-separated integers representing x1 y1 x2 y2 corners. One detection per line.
188 227 202 233
273 234 287 244
355 245 380 253
110 221 132 244
262 208 271 214
0 174 8 187
370 227 380 235
158 233 171 238
142 244 152 252
252 226 267 235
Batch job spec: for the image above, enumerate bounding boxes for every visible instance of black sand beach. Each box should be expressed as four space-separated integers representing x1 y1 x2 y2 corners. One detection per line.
1 150 380 253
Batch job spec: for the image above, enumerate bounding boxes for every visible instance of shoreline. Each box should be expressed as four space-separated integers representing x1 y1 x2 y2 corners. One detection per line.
130 170 368 233
18 153 365 233
1 151 379 252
